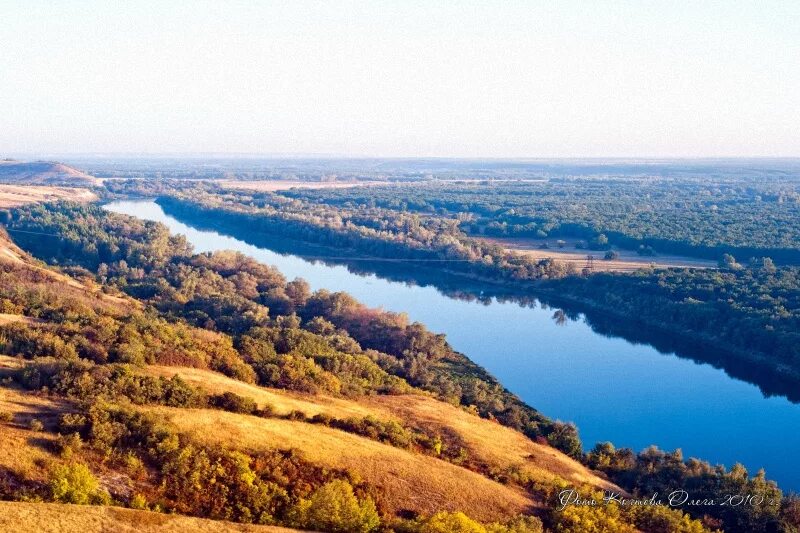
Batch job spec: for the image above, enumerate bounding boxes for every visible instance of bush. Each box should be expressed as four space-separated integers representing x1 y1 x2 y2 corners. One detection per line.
56 432 82 459
49 463 108 505
415 511 486 533
291 479 380 532
287 410 307 421
130 493 148 510
29 419 44 432
489 515 544 533
209 392 258 415
0 411 12 423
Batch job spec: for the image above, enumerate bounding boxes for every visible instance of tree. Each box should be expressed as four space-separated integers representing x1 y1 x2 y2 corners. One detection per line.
417 511 487 533
292 479 380 532
719 253 739 269
590 234 609 250
759 257 777 274
49 463 107 505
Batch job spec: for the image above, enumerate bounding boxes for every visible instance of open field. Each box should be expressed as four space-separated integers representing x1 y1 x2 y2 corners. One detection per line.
0 502 301 533
146 366 620 493
480 236 718 273
0 185 96 208
217 179 389 192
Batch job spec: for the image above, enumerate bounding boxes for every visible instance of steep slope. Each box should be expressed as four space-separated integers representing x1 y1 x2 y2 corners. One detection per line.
145 365 621 492
0 184 97 208
0 502 301 533
150 405 536 523
0 160 99 187
0 209 716 532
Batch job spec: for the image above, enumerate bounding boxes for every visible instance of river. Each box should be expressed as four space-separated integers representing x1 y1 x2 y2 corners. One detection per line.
104 199 800 491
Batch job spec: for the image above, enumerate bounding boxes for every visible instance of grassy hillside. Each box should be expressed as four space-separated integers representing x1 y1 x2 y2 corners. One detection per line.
145 365 620 492
0 160 98 187
0 502 300 532
154 406 534 523
0 204 733 531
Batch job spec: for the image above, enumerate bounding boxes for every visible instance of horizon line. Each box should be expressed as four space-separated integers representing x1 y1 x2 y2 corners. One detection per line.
6 153 800 162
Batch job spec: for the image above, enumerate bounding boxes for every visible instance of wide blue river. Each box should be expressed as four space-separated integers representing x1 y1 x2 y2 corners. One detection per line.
105 199 800 491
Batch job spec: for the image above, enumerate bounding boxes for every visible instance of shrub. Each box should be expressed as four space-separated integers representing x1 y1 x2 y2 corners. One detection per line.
29 419 44 432
209 392 259 415
310 413 333 426
130 493 148 510
291 479 380 532
0 411 12 423
49 463 108 505
415 511 486 533
56 432 82 459
488 515 544 533
287 410 307 421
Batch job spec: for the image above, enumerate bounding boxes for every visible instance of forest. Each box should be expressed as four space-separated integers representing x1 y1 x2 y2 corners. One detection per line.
1 201 797 531
106 182 800 399
281 177 800 262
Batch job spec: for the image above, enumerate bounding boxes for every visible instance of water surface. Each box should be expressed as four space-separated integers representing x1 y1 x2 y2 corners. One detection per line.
105 199 800 491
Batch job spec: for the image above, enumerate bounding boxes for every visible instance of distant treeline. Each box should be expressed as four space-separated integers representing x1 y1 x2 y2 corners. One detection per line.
282 178 800 262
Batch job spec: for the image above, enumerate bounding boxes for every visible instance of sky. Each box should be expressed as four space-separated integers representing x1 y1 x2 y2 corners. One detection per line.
1 1 798 158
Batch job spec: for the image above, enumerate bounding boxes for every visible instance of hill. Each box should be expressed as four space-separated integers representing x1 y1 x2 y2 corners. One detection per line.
0 502 301 533
0 204 720 532
144 365 620 492
0 184 96 208
0 160 99 187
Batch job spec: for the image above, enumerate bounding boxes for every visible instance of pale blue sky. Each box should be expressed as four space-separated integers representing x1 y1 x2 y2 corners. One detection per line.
1 1 798 157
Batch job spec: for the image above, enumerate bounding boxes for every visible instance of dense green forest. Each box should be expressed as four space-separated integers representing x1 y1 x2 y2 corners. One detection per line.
281 178 800 262
114 185 800 398
2 201 799 531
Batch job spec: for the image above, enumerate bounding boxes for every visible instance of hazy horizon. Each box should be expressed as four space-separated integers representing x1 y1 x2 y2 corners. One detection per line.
2 1 799 158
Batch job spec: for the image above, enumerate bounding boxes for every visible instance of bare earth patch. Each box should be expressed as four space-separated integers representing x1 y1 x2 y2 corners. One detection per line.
0 185 97 208
479 236 717 273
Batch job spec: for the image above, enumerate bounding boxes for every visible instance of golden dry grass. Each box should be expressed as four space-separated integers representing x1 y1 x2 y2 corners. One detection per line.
146 366 620 494
0 355 26 377
145 365 377 419
150 405 535 523
0 386 67 481
0 502 301 533
0 185 96 208
0 314 40 326
366 394 621 491
0 231 26 265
